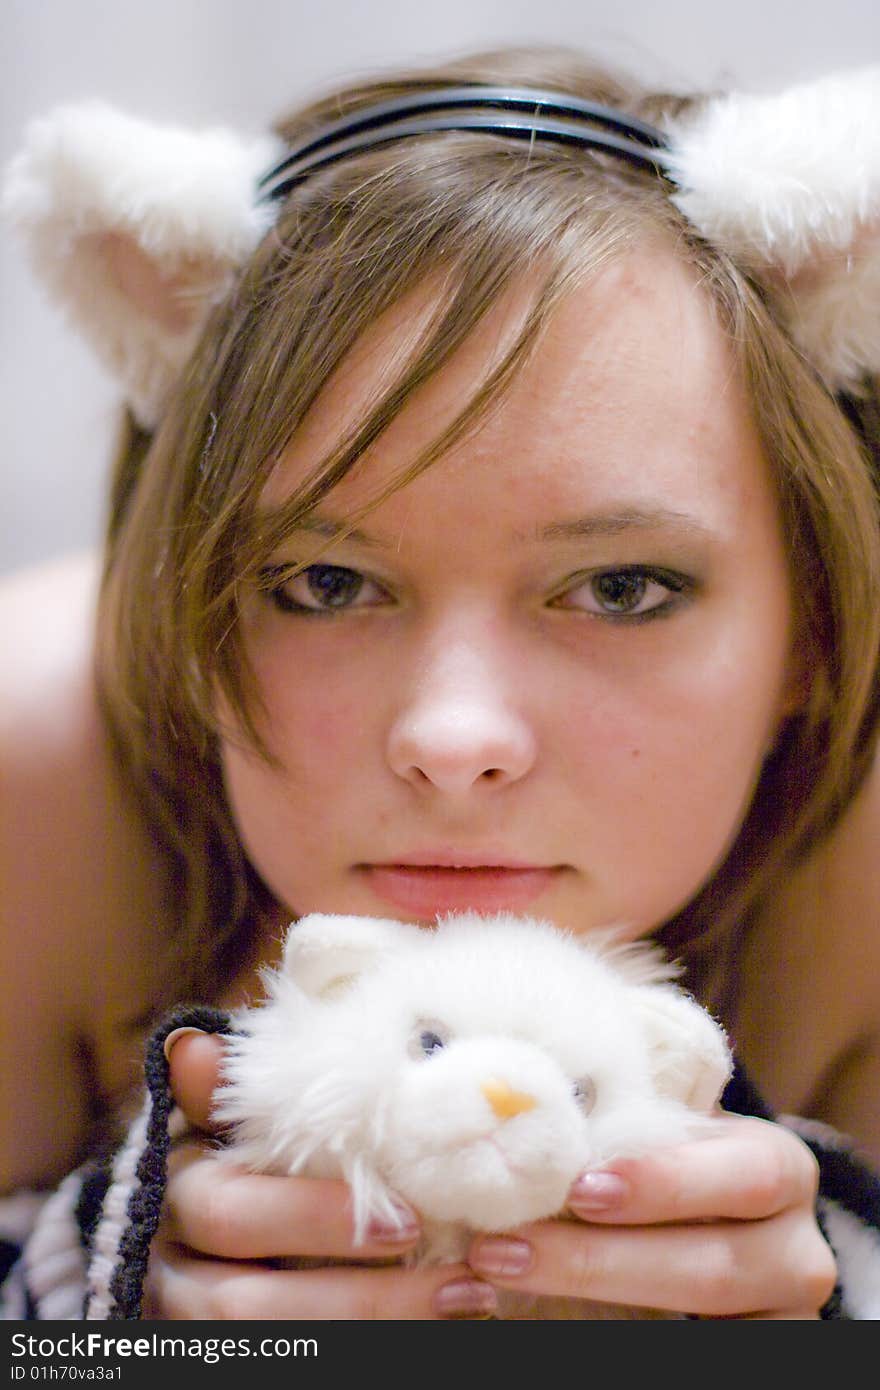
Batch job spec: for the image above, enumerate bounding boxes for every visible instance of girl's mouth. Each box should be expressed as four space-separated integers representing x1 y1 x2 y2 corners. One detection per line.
357 862 562 917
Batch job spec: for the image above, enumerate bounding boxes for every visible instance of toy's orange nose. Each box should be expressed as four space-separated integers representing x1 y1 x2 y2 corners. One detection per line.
481 1077 537 1120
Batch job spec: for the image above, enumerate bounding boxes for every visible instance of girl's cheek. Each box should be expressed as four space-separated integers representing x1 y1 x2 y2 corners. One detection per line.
263 676 375 768
244 624 369 736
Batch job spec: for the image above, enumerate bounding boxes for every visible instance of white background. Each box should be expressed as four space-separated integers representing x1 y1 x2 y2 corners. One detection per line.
2 0 879 574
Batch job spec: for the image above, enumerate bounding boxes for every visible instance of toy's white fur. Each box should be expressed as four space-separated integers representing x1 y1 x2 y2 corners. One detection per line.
214 911 731 1318
2 66 879 428
1 103 278 426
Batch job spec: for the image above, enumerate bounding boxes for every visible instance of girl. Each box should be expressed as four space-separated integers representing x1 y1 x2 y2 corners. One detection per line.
3 46 880 1319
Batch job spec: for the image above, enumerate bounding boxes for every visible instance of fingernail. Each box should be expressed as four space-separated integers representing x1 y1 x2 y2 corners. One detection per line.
163 1026 206 1063
366 1203 421 1245
567 1171 629 1214
469 1237 533 1277
434 1278 498 1319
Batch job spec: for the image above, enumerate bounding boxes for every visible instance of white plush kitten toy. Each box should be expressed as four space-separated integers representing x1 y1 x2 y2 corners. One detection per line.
214 911 732 1319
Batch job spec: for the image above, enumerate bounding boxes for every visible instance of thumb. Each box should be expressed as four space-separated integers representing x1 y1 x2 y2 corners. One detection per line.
164 1028 227 1131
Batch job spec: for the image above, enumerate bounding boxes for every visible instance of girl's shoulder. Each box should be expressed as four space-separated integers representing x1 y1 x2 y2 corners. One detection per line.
739 753 880 1167
0 552 163 1189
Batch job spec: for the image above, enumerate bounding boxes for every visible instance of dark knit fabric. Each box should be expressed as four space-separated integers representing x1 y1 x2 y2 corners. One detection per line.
95 1004 236 1319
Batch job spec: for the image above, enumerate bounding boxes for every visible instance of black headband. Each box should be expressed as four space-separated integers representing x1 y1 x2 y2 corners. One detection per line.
257 86 673 203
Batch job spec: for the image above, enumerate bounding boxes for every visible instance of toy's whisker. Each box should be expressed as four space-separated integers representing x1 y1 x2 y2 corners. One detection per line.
347 1155 399 1245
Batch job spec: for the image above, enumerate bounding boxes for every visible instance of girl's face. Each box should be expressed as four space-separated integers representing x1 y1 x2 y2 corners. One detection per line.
219 249 802 941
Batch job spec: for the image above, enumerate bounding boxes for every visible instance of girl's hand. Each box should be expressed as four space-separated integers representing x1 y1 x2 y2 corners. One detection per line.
145 1030 498 1320
154 1036 836 1319
467 1114 838 1319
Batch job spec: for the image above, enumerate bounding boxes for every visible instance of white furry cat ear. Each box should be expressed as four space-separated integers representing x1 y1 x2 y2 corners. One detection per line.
667 65 880 394
1 102 279 428
281 913 415 999
630 984 733 1112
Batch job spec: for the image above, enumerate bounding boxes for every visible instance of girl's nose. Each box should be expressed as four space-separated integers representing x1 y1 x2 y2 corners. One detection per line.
386 633 538 795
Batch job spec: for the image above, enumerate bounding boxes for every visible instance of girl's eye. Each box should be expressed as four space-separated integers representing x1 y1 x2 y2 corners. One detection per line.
553 566 691 620
261 563 387 614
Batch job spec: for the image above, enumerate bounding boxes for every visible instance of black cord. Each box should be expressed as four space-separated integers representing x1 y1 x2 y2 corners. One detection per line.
99 1005 236 1320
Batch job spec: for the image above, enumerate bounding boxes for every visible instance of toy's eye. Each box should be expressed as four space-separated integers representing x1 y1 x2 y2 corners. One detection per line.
408 1019 450 1060
573 1076 597 1115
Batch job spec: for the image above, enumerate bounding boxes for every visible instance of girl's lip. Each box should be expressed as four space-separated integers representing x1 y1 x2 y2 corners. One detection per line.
370 850 543 869
358 863 562 917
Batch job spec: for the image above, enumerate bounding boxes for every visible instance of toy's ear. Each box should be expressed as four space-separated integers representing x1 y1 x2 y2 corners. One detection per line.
667 65 880 394
281 913 415 999
1 102 279 427
631 985 733 1112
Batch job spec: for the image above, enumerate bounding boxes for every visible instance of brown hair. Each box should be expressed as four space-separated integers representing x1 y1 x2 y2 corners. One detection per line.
96 45 880 1021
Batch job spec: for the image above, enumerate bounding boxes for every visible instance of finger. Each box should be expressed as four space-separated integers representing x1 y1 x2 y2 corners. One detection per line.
566 1115 819 1225
148 1246 496 1320
703 1309 822 1320
468 1205 837 1317
166 1030 225 1131
164 1144 422 1261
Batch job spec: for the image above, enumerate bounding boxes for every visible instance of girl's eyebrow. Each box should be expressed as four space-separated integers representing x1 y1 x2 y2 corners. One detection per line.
265 505 715 549
261 512 392 549
537 508 715 542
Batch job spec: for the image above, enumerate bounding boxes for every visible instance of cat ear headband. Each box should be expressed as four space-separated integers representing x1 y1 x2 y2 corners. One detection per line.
3 65 880 429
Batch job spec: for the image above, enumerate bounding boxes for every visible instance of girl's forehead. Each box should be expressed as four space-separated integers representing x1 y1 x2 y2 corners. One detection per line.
261 246 763 526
